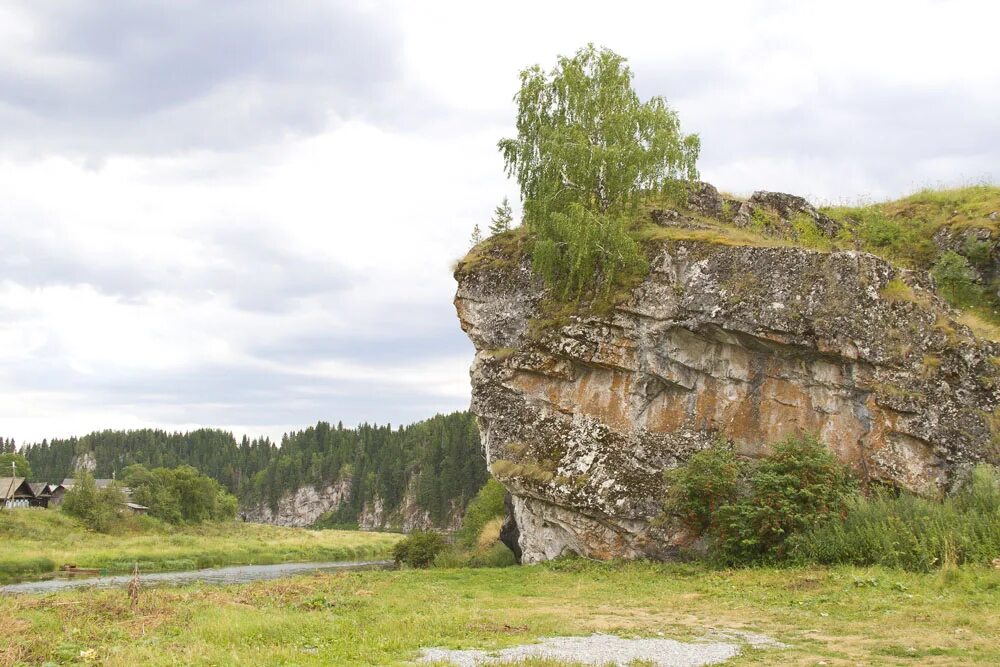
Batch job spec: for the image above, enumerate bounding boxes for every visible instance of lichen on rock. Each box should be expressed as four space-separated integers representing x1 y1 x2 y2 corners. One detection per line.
455 186 1000 564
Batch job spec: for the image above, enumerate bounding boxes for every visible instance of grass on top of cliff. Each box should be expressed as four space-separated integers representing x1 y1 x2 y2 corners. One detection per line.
0 509 400 583
2 560 999 666
460 184 1000 340
820 183 1000 269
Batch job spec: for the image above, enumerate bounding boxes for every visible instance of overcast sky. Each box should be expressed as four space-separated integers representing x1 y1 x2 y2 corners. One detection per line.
1 0 998 444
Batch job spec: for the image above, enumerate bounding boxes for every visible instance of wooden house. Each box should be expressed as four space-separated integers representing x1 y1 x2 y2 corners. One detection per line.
0 477 35 509
26 482 51 507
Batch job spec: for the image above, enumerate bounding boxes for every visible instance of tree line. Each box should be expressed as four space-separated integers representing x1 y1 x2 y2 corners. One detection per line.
21 428 275 492
19 412 486 527
246 411 486 526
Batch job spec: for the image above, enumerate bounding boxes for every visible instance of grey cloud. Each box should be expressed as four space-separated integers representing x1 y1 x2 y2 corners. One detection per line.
11 356 468 431
665 76 1000 197
0 224 355 312
251 319 473 367
199 227 356 313
0 1 408 157
703 84 998 161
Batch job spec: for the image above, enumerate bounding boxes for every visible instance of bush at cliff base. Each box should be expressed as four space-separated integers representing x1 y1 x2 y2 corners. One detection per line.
392 531 447 568
457 478 506 547
665 434 1000 570
665 434 856 565
790 464 1000 571
714 435 856 565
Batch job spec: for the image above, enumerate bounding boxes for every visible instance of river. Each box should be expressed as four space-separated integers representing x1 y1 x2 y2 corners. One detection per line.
0 559 393 594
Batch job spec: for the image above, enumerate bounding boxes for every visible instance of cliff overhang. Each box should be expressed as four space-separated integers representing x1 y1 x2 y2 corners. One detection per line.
455 187 1000 563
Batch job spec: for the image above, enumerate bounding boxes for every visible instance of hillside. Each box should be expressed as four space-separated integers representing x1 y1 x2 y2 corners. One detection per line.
20 411 486 532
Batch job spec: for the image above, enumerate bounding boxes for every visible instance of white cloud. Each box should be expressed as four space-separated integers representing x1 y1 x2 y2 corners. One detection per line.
0 0 997 442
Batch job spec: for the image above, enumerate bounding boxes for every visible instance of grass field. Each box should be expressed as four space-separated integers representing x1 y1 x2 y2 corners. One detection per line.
0 509 400 583
2 560 998 666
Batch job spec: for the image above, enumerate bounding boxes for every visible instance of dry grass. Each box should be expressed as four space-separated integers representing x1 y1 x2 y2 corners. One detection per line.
476 517 504 550
880 278 920 303
957 311 1000 342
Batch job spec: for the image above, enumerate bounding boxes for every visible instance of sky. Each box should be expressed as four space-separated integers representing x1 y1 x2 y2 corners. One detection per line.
1 0 998 444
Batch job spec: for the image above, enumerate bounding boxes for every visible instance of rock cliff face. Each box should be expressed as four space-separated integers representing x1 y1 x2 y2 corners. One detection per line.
455 189 1000 564
241 480 351 527
243 479 464 532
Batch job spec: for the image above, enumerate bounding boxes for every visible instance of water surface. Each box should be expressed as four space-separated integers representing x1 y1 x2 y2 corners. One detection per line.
1 559 392 594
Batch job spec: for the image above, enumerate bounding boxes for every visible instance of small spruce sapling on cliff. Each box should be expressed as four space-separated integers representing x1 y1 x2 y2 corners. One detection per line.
489 197 513 235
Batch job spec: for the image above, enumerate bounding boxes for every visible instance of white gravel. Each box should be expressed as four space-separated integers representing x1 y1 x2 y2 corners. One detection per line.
417 630 786 666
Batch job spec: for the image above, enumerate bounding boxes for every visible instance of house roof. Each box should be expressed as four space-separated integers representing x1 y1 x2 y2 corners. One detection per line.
60 478 116 489
27 482 50 496
0 477 32 500
125 502 149 510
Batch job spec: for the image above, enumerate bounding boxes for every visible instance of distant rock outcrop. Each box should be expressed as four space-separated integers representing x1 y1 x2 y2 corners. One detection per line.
455 185 1000 563
242 478 465 532
241 480 351 527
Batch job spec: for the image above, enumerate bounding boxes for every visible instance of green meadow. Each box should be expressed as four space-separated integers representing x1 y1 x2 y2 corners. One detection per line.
2 560 999 666
0 509 400 583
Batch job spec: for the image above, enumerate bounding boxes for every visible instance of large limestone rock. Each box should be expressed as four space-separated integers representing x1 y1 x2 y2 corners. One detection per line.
243 478 465 532
455 216 1000 564
241 480 351 527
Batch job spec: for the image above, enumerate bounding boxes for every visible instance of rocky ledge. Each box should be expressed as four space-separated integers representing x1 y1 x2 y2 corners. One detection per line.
454 188 1000 564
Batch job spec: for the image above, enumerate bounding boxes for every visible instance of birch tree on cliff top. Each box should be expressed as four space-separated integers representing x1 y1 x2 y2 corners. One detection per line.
498 44 700 299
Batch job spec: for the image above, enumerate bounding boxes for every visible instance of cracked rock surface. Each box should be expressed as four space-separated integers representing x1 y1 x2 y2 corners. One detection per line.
455 224 1000 563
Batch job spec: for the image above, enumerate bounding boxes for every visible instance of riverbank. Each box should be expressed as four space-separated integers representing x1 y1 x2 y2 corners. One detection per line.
0 509 400 583
2 560 998 666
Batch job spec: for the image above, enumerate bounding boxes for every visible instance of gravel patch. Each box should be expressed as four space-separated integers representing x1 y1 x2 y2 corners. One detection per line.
418 631 786 666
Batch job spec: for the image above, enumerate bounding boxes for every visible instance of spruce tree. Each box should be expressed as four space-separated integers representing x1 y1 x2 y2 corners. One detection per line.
470 224 483 247
489 197 513 235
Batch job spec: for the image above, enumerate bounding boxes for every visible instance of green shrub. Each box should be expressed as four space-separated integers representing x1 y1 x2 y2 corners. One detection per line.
468 542 517 568
532 204 647 300
663 442 742 534
793 465 1000 571
664 434 856 566
457 478 506 547
432 541 516 569
61 471 126 533
713 434 855 564
122 464 237 524
392 531 447 568
932 250 983 308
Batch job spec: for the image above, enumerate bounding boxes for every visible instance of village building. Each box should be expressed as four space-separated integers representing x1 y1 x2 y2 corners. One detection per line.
0 477 35 509
2 476 144 513
46 482 68 507
26 482 51 508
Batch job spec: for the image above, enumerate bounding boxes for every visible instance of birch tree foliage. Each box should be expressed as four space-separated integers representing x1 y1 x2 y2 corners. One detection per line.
497 45 700 299
498 44 701 227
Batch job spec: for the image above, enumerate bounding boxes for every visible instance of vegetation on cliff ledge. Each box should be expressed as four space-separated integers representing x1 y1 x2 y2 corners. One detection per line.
495 44 699 301
464 45 1000 333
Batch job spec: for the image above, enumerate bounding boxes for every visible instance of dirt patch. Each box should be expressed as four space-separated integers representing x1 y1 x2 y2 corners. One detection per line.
418 631 787 666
